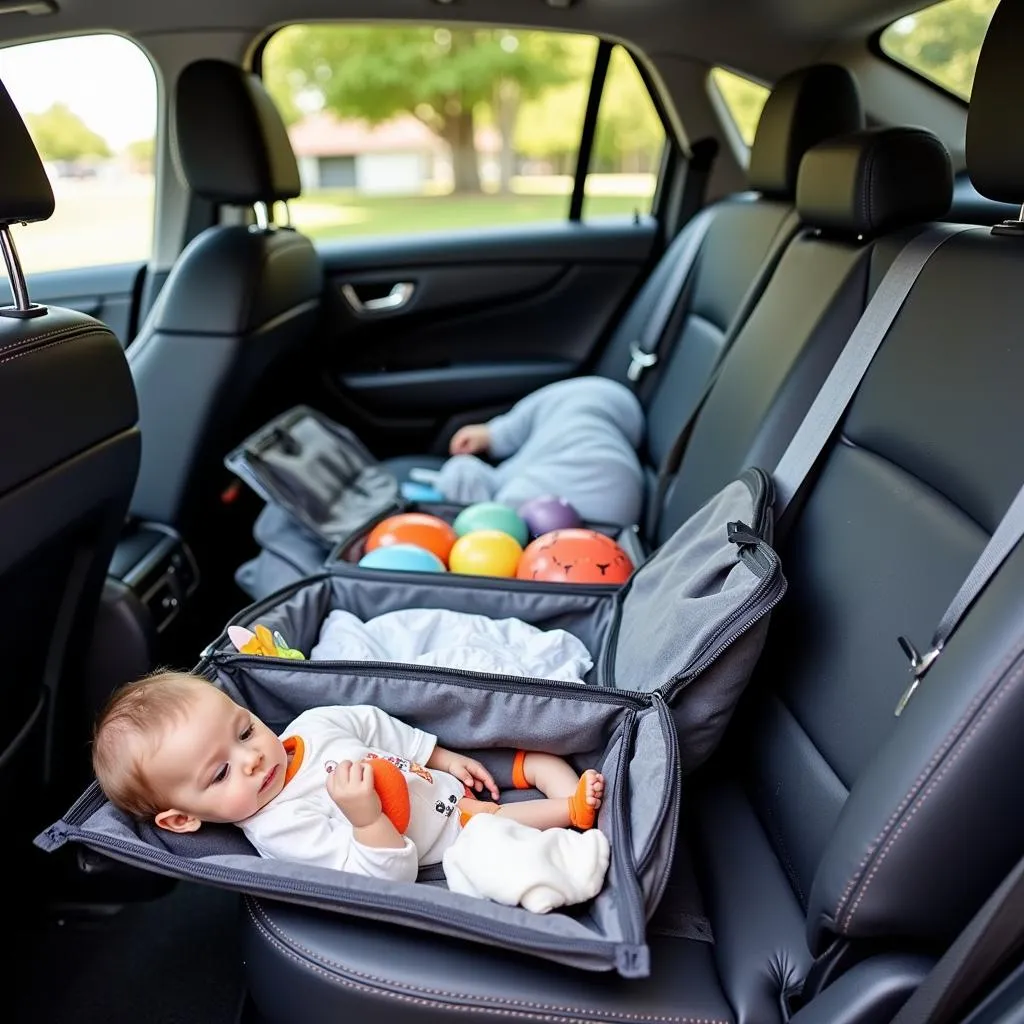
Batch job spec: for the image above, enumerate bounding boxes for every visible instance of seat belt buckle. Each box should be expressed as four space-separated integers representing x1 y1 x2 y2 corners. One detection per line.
894 635 943 716
627 342 658 383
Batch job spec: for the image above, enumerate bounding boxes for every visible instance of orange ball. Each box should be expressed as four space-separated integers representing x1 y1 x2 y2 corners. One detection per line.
366 757 410 834
365 513 457 566
516 528 634 584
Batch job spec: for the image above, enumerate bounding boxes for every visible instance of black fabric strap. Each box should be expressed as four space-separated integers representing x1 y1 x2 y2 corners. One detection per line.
890 846 1024 1024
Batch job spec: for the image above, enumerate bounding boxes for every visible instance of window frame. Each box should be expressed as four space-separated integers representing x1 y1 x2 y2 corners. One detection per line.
706 65 770 162
251 23 677 230
868 20 972 108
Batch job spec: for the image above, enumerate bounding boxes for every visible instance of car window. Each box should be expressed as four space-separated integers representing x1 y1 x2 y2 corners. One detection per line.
261 25 668 240
708 67 770 147
582 46 666 220
879 0 999 100
0 33 157 275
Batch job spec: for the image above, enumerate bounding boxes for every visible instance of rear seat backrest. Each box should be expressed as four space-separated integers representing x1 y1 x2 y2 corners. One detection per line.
701 0 1024 1011
655 126 954 542
596 64 864 473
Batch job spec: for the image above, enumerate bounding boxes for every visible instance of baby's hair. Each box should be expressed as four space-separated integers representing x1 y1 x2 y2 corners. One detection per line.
92 670 217 818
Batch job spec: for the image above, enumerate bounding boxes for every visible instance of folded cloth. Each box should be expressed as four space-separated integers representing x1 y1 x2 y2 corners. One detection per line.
442 812 611 913
310 607 593 682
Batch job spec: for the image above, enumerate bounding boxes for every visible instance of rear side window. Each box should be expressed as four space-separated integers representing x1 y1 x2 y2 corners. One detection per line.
879 0 999 100
708 67 770 147
260 24 669 241
0 33 157 275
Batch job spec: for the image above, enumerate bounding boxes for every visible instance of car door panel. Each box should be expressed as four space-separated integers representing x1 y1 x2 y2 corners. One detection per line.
0 262 143 345
314 218 657 452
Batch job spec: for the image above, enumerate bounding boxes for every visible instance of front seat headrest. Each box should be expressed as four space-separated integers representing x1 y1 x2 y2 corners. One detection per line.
175 59 302 206
966 0 1024 205
748 63 865 200
0 78 54 225
796 126 953 239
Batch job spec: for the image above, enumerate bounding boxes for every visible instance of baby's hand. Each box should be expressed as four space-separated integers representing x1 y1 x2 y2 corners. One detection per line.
430 747 500 800
449 424 491 456
327 760 382 828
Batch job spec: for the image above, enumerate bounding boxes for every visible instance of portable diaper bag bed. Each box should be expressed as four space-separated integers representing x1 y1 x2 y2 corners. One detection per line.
38 466 784 978
225 404 629 601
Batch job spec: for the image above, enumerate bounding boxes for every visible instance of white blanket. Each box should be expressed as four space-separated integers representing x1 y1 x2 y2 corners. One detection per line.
310 607 593 682
443 813 610 913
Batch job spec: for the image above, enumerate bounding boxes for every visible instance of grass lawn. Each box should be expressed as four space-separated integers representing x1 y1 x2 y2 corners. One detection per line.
291 191 651 240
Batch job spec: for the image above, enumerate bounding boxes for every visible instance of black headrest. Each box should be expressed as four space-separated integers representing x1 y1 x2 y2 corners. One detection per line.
966 0 1023 205
796 126 952 239
747 64 864 199
0 78 53 225
175 59 301 205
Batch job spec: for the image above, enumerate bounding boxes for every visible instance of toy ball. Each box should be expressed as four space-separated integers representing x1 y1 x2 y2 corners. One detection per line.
452 502 529 547
448 529 523 577
516 529 634 584
517 495 582 537
358 543 446 573
365 512 457 565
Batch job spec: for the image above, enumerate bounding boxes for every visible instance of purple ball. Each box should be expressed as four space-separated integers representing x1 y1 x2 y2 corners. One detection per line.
517 495 582 537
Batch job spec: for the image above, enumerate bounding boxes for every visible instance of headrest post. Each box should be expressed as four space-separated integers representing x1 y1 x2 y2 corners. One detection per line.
0 225 46 319
279 201 292 229
253 201 271 231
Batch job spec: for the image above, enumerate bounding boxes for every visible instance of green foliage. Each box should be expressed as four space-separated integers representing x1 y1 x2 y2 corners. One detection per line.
125 137 155 172
25 102 111 162
709 68 769 147
880 0 998 99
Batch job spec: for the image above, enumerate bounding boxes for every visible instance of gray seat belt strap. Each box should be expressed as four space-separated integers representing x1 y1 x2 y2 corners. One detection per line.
894 478 1024 715
626 204 719 383
772 224 972 517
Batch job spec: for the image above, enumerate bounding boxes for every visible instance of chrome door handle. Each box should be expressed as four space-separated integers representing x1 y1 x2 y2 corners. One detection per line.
341 282 415 314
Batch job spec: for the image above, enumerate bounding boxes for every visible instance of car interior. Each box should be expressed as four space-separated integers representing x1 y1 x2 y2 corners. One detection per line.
8 0 1024 1022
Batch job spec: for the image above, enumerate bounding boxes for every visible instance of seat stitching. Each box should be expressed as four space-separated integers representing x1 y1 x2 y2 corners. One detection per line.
833 640 1023 921
247 900 729 1024
0 322 110 358
841 649 1024 931
0 327 107 368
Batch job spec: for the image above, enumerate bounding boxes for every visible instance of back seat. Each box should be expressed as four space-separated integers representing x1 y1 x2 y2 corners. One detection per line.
383 63 864 492
237 3 1024 1021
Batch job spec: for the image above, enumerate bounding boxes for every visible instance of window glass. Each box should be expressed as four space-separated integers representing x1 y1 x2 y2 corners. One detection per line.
879 0 998 100
582 46 666 220
262 24 602 240
0 34 157 275
708 67 770 147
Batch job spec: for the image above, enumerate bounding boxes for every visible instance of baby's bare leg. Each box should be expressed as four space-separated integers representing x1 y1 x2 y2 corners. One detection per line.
458 765 605 830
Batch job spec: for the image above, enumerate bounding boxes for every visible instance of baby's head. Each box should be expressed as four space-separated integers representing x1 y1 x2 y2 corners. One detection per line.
92 671 289 833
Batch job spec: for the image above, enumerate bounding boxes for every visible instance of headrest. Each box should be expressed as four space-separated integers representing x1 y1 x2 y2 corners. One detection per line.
175 59 301 205
0 78 54 225
747 64 864 199
966 0 1024 205
796 127 952 239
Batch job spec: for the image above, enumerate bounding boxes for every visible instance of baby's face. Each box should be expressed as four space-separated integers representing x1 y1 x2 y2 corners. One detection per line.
148 685 288 828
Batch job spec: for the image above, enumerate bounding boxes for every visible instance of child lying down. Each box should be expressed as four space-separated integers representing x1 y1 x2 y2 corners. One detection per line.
419 376 645 528
92 672 610 912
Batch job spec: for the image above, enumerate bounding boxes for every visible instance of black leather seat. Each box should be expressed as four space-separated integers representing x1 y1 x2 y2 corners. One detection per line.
239 4 1024 1019
384 62 864 490
0 81 140 858
128 59 323 538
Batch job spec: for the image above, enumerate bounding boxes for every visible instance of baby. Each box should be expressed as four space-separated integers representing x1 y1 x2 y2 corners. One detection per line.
427 376 645 528
92 671 605 883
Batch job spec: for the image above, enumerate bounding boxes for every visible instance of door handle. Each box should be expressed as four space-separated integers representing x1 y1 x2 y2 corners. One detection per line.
341 281 415 314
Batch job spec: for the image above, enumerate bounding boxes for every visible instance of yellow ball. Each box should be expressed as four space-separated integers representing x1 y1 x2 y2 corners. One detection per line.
448 529 523 577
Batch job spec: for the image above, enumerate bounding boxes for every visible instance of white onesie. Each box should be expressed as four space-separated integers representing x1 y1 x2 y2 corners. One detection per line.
239 705 464 883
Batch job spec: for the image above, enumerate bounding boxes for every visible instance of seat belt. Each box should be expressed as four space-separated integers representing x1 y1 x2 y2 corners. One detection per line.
889 844 1024 1024
625 138 720 387
772 224 974 519
642 207 802 540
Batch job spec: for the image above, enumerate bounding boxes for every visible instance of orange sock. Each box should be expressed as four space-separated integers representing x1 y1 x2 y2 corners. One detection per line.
511 750 530 790
567 772 597 830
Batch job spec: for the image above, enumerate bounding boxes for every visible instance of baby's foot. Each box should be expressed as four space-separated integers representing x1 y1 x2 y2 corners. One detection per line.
568 769 605 830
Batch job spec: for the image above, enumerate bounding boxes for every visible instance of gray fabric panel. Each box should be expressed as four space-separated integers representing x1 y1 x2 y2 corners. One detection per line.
235 547 308 602
221 574 618 666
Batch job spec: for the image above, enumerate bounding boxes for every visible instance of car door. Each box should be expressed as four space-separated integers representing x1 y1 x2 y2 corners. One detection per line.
258 29 677 458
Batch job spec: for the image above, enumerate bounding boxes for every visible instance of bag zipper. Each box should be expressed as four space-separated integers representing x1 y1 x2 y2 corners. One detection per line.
635 693 681 884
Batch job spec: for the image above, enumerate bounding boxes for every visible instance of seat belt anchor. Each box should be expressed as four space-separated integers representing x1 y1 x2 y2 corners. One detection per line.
627 342 658 383
894 635 943 716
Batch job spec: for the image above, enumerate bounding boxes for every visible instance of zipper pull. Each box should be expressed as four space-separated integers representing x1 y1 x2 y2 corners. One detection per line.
727 521 760 547
894 635 943 716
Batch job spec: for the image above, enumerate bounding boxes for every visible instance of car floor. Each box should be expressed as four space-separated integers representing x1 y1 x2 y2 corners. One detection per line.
15 880 248 1023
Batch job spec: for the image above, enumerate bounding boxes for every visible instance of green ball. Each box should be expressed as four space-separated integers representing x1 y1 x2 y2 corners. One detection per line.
452 502 529 546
